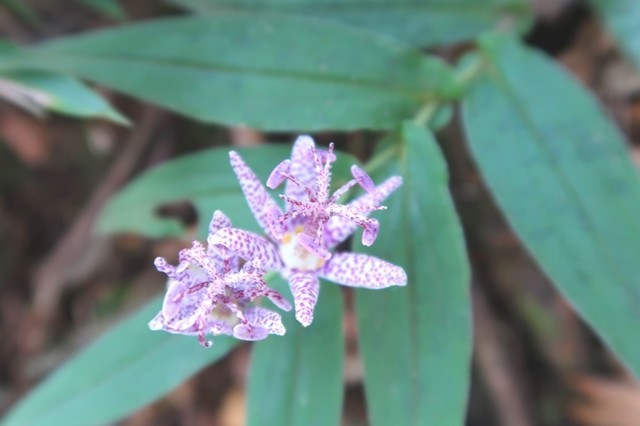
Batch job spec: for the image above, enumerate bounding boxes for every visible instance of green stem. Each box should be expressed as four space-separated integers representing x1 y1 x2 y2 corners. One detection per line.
363 143 398 175
454 53 485 94
412 101 440 127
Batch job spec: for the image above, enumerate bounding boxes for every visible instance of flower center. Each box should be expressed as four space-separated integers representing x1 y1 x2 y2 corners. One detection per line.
279 226 326 274
208 302 241 337
210 304 236 324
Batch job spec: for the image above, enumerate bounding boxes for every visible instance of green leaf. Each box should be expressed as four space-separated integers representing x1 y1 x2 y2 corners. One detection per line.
98 145 358 239
1 295 238 426
462 34 640 377
355 123 472 425
246 276 344 426
170 0 533 48
0 70 128 124
590 0 640 69
0 13 458 131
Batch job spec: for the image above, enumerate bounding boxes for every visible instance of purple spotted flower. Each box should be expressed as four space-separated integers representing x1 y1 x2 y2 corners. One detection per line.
211 136 407 327
148 210 292 347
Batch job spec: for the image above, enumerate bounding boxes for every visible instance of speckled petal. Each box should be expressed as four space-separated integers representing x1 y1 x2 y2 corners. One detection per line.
267 205 287 240
361 219 380 246
210 227 283 269
266 159 291 189
288 271 320 327
208 210 232 235
297 232 331 260
245 306 286 336
154 256 175 277
207 242 239 275
207 211 235 263
149 308 200 336
163 281 212 331
178 241 219 278
264 288 293 311
161 279 193 320
229 151 282 239
326 204 381 246
323 176 403 248
285 136 316 213
233 323 270 341
351 165 375 192
318 252 407 289
155 257 209 290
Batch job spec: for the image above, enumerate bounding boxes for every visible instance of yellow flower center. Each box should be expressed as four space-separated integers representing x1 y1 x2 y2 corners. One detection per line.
279 226 326 273
208 303 238 335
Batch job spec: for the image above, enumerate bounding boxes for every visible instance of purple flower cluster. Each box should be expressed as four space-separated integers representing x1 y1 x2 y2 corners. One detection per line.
149 136 407 346
148 211 290 347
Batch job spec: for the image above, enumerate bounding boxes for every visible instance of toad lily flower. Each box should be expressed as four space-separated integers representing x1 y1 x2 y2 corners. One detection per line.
211 136 407 327
149 210 292 347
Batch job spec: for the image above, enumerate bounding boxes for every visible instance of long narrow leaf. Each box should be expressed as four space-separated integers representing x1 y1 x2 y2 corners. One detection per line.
171 0 533 48
0 13 458 131
462 34 640 377
0 70 128 123
355 123 472 425
246 277 344 426
1 295 238 426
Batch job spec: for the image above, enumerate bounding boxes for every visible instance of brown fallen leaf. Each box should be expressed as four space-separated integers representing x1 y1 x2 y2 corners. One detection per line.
568 376 640 426
218 385 245 426
632 146 640 168
0 108 50 166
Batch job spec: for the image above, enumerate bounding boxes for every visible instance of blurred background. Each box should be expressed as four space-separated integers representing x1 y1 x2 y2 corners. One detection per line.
1 1 640 425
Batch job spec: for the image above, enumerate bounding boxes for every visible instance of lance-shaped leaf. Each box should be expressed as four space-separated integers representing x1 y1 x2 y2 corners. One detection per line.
246 277 344 426
0 13 458 131
0 70 127 124
170 0 533 48
355 123 472 425
1 295 238 426
462 34 640 377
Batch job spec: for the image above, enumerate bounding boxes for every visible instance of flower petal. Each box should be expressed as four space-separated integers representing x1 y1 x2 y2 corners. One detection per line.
266 159 291 189
326 204 381 247
149 306 201 336
361 219 379 246
245 306 286 336
209 210 232 235
285 136 316 212
229 150 282 239
288 271 320 327
297 232 331 260
226 265 292 311
233 323 270 341
263 288 293 312
178 242 219 278
351 165 375 192
323 176 403 248
209 227 283 269
148 311 165 331
267 205 287 240
206 215 241 272
318 252 407 289
162 279 207 328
